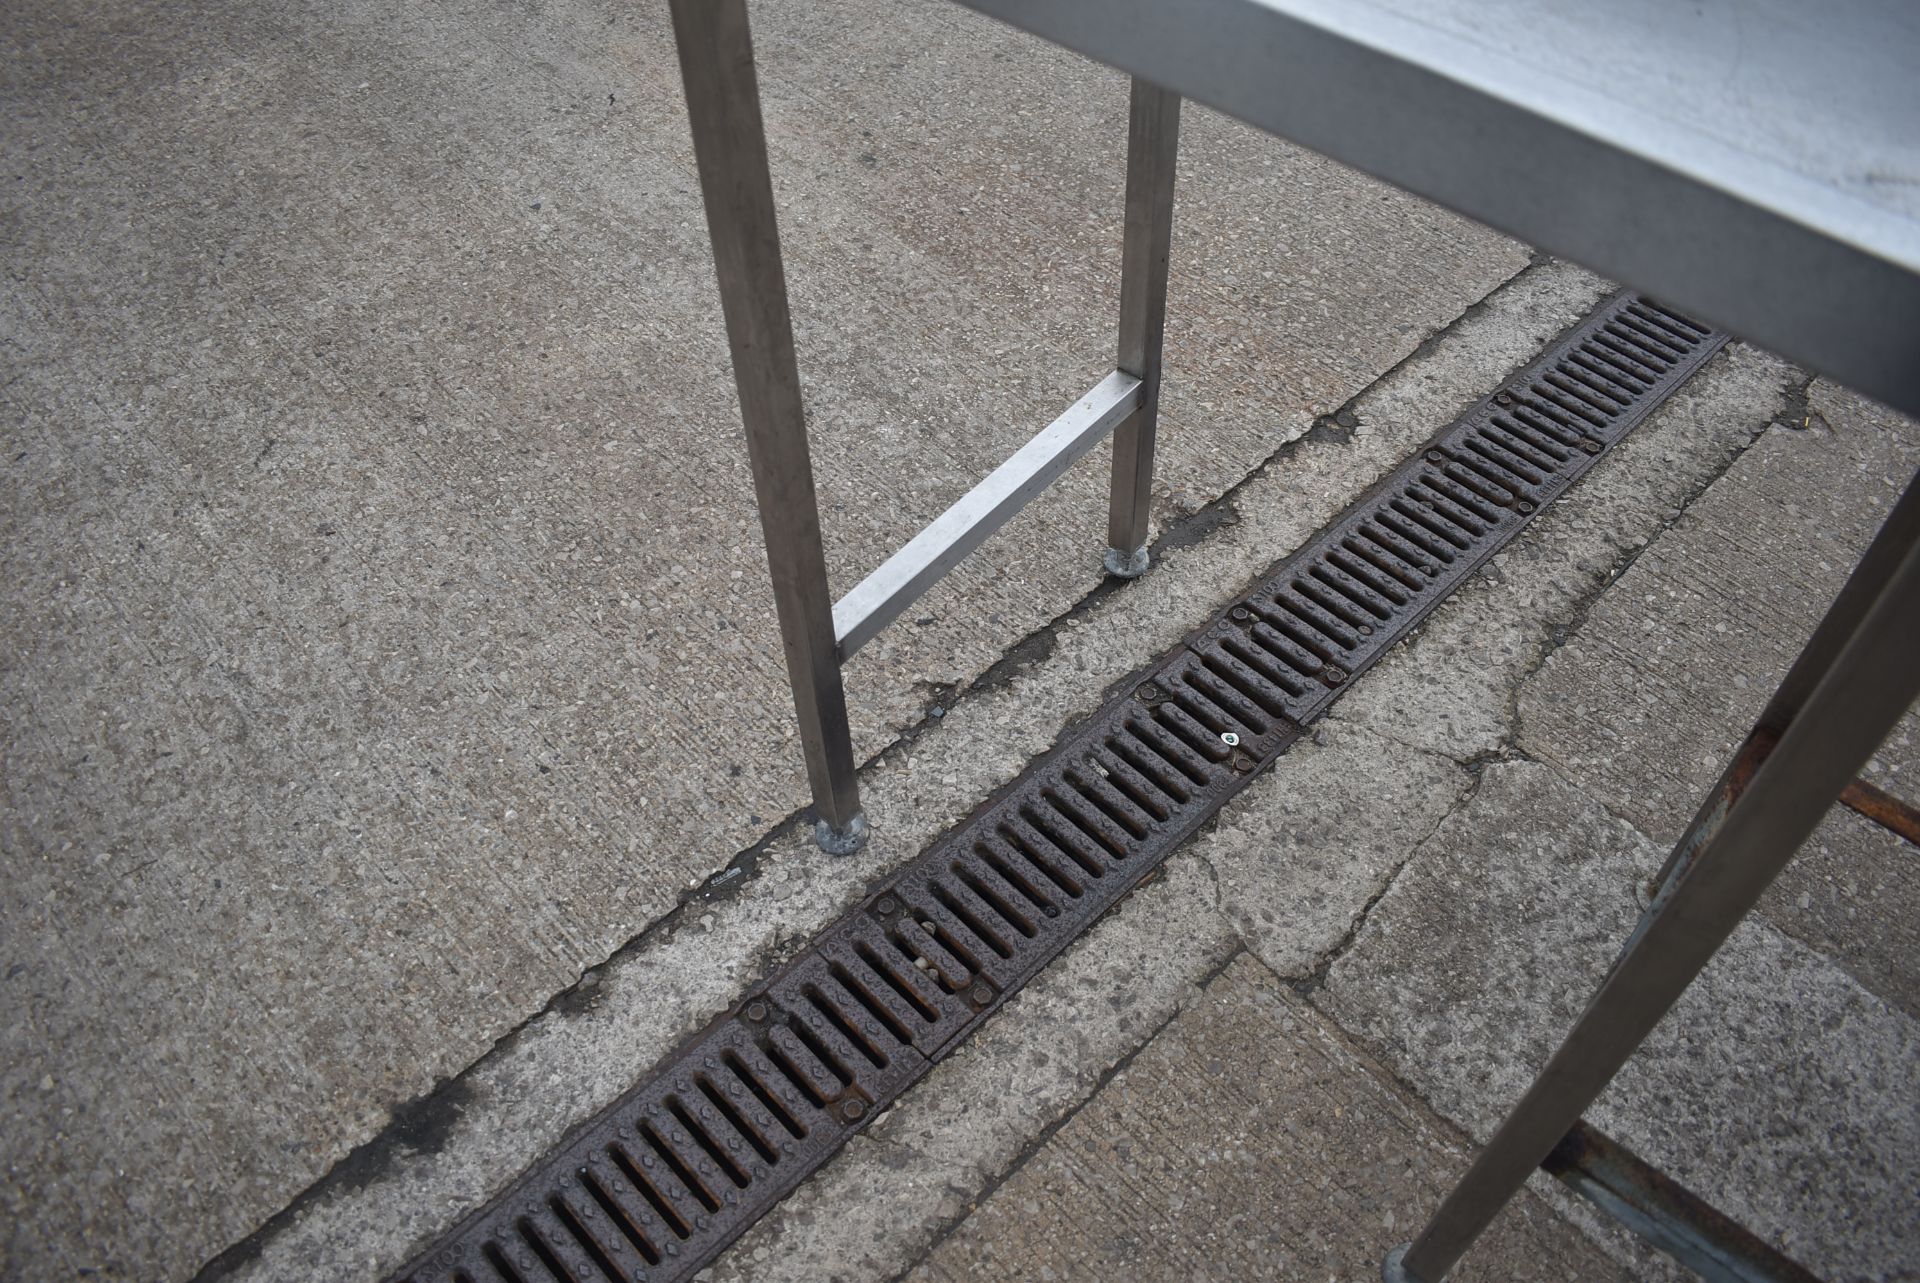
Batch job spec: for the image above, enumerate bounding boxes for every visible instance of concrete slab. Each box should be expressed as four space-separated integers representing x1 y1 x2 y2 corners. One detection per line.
907 954 1631 1283
1518 382 1920 1015
211 260 1612 1281
1319 761 1920 1280
0 0 1529 1277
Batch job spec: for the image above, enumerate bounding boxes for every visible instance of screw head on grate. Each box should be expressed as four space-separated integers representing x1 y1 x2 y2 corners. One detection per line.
1136 683 1162 702
1323 666 1347 685
841 1099 866 1122
1495 391 1514 405
745 1000 768 1023
1580 438 1604 454
1517 499 1537 513
875 895 898 916
1229 606 1251 622
970 982 994 1005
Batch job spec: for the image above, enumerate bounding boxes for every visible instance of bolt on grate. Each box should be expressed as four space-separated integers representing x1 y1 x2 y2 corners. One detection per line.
388 293 1724 1283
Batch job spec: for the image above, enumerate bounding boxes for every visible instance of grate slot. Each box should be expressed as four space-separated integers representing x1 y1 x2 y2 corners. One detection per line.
1151 703 1232 765
1113 722 1198 791
609 1142 692 1241
794 988 883 1073
515 1217 578 1283
1205 645 1300 712
1480 421 1562 472
1042 786 1129 861
1065 767 1154 839
1420 472 1503 525
1249 601 1335 664
550 1186 647 1283
1443 445 1520 495
669 1096 754 1190
1273 585 1361 648
1550 363 1630 411
1000 818 1090 895
1180 663 1271 733
577 1167 665 1268
1541 371 1619 420
1625 302 1702 346
1086 747 1175 822
1601 322 1675 369
893 913 974 990
638 1118 722 1213
930 879 1013 960
764 1023 846 1104
1021 802 1109 878
484 1242 533 1283
1309 562 1394 620
1639 299 1711 339
1575 343 1656 390
390 293 1725 1283
1589 332 1664 381
1394 494 1477 547
1326 546 1410 605
1561 352 1643 400
1387 497 1470 552
824 961 917 1055
1220 630 1313 695
1354 523 1437 579
1460 434 1543 487
955 859 1040 939
1491 414 1573 461
724 1047 808 1139
622 1125 711 1229
850 942 941 1027
978 838 1064 911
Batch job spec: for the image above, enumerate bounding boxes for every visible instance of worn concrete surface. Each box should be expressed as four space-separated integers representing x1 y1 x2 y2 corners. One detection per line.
909 955 1633 1283
1518 382 1920 1016
1320 762 1920 1282
215 256 1611 1283
1 0 1530 1277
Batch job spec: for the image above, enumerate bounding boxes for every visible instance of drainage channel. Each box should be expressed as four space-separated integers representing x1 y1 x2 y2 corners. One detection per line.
389 293 1724 1283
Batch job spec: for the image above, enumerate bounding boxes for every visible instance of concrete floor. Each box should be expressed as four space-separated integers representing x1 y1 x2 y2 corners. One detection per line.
3 2 1916 1282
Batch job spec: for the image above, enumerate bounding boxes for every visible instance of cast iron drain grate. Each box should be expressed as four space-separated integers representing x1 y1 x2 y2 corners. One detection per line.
388 293 1724 1283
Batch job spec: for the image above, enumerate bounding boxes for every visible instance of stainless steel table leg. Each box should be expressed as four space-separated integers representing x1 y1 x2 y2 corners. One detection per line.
1390 473 1920 1282
1105 78 1181 579
670 0 866 854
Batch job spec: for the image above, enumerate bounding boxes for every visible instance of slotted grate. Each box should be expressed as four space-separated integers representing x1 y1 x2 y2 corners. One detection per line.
389 293 1723 1283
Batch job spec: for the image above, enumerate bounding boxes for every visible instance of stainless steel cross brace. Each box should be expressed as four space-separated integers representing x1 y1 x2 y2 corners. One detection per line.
669 0 1180 853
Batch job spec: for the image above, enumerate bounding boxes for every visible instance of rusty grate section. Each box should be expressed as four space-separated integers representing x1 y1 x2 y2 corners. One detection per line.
389 293 1724 1283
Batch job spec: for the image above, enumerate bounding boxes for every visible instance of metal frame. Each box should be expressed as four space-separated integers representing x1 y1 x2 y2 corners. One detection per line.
670 0 1181 851
1386 472 1920 1283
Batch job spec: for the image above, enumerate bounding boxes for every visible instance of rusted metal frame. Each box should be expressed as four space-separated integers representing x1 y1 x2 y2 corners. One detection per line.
1542 1122 1822 1283
1389 469 1920 1283
1837 777 1920 847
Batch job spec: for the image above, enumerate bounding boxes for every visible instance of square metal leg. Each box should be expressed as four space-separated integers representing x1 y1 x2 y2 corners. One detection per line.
1390 472 1920 1282
1105 78 1181 578
670 0 866 854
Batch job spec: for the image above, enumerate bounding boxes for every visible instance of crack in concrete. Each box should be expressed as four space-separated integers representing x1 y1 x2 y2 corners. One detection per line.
880 946 1249 1283
1504 364 1809 736
1289 760 1485 999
